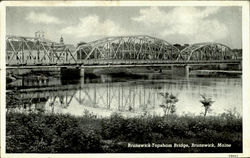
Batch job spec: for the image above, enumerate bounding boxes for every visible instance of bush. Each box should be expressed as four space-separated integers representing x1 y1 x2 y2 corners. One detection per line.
6 113 103 153
6 111 242 153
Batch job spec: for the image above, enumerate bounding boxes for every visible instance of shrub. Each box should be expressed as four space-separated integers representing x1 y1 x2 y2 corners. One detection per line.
200 94 214 117
101 113 152 143
6 113 103 153
101 113 125 140
159 92 178 116
6 111 242 153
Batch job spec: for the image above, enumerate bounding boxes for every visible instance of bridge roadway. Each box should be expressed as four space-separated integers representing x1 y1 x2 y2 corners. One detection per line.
6 59 241 69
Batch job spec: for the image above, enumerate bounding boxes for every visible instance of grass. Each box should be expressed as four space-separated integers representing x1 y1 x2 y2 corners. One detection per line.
6 111 242 153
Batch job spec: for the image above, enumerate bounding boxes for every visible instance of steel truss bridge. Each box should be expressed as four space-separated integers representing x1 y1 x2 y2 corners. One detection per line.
6 35 241 68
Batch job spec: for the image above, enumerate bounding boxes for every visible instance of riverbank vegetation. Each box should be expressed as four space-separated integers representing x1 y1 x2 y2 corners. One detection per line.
6 110 242 153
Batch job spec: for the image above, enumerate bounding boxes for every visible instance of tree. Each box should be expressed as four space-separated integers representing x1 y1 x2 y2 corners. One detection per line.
159 92 178 116
200 94 214 117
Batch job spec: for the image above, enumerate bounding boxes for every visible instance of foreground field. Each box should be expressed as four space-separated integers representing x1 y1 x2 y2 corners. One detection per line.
6 112 242 153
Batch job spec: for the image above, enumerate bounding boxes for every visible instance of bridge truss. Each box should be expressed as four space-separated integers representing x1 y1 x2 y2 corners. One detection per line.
76 35 180 61
6 36 77 66
177 42 238 61
6 35 241 67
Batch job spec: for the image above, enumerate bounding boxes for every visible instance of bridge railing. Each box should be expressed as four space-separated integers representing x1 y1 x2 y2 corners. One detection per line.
6 58 242 67
75 59 242 67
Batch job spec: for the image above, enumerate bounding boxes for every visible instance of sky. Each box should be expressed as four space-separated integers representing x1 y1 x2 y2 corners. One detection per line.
6 6 242 49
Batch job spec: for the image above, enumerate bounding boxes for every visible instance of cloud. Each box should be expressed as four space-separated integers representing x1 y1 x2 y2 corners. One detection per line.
60 15 131 38
132 7 228 43
25 11 62 24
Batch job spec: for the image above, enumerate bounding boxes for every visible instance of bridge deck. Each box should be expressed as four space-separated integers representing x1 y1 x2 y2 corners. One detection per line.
6 59 241 69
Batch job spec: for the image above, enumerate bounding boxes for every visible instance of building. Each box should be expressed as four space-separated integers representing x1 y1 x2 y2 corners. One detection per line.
60 36 64 45
35 31 45 38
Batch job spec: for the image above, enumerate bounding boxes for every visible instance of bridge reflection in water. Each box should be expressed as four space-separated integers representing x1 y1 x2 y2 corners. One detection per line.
7 82 166 116
6 74 242 117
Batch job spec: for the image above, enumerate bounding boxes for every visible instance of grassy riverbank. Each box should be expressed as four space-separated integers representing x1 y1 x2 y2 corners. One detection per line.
6 112 242 153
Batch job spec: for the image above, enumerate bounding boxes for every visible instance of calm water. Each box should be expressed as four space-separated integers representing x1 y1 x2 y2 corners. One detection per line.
7 73 242 117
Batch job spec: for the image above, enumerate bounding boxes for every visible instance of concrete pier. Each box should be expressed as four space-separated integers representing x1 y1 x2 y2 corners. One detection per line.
185 65 190 78
80 68 85 77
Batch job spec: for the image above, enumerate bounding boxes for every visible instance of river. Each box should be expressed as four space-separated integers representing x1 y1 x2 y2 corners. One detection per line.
6 72 242 117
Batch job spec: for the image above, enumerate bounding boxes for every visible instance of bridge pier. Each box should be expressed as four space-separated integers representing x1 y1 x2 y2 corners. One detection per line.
185 65 190 78
80 68 85 77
